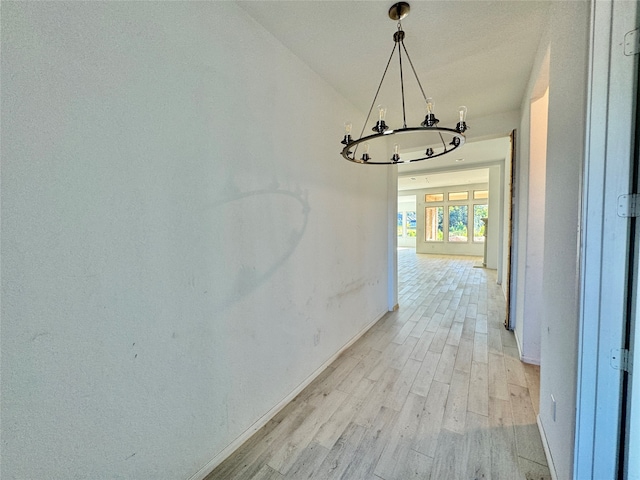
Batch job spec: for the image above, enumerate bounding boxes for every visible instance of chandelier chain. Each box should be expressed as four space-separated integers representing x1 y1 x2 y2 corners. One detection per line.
357 42 398 147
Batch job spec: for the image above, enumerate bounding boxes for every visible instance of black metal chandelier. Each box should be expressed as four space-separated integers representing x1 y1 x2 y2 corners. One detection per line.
340 2 468 165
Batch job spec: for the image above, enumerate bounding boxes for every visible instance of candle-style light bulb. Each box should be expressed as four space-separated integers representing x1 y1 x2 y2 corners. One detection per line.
378 105 387 121
373 105 389 133
458 106 467 123
391 143 401 163
425 98 434 115
456 106 468 133
421 97 439 127
341 121 353 145
361 142 371 162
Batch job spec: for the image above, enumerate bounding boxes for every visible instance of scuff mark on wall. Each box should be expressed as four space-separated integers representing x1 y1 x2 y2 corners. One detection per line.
30 331 50 342
326 279 367 308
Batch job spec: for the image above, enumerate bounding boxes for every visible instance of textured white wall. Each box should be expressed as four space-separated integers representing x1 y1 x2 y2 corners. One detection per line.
486 165 502 270
514 101 531 350
1 3 391 479
513 26 550 365
539 2 590 479
511 3 589 476
520 89 548 365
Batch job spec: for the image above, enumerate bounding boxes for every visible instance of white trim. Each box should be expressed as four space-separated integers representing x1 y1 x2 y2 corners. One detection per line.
514 327 541 366
514 327 524 359
575 0 638 478
389 166 399 311
520 355 540 366
189 309 388 480
574 1 609 476
538 415 558 480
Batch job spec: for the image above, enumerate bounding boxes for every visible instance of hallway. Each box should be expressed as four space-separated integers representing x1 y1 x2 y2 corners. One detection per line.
207 251 551 479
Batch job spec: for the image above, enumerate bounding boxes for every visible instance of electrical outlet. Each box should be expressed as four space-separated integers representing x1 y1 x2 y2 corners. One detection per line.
551 394 556 422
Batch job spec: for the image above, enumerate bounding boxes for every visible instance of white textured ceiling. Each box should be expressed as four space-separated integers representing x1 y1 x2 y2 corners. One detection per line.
238 0 549 181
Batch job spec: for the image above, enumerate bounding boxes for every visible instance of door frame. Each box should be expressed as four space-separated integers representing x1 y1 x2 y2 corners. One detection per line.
505 130 516 330
574 0 639 477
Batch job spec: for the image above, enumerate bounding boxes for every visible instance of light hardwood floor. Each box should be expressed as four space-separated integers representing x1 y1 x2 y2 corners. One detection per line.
207 251 551 480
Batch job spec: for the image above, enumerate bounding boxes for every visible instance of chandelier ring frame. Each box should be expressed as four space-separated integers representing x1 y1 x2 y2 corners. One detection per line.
340 126 465 165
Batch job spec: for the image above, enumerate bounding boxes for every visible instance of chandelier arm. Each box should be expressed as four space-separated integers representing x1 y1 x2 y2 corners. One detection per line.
398 34 407 128
357 42 398 143
400 40 428 103
438 131 448 151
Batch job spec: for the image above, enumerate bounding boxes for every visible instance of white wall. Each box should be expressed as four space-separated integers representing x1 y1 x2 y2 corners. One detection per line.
512 32 550 364
513 88 549 365
521 90 548 364
537 2 590 479
0 3 391 479
486 165 502 269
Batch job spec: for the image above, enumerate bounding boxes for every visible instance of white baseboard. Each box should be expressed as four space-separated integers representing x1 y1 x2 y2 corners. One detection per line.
521 354 540 366
537 414 558 480
189 309 387 480
513 328 540 365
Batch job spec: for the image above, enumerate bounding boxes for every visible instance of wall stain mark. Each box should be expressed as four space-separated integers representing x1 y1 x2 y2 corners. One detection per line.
30 332 51 342
204 187 310 312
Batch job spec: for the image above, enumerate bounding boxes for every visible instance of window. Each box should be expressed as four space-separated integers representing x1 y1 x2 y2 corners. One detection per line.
406 211 416 237
425 193 444 202
473 204 488 242
398 210 417 238
473 190 488 200
448 205 468 242
423 187 488 244
448 191 469 201
425 207 443 241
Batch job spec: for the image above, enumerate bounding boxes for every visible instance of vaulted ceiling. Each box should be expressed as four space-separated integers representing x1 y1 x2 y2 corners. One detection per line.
237 1 550 186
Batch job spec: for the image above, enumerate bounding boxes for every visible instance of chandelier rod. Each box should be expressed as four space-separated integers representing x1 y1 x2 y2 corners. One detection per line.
397 22 407 128
399 41 427 103
356 41 398 153
399 39 448 152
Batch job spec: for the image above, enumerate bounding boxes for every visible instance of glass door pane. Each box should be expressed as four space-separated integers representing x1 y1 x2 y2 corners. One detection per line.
448 205 468 242
406 211 416 237
474 204 488 242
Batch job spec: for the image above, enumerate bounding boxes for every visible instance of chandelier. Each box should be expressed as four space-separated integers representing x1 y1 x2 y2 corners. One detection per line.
340 2 468 165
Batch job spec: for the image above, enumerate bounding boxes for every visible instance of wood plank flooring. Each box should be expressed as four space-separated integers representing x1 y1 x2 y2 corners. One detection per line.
206 251 551 480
